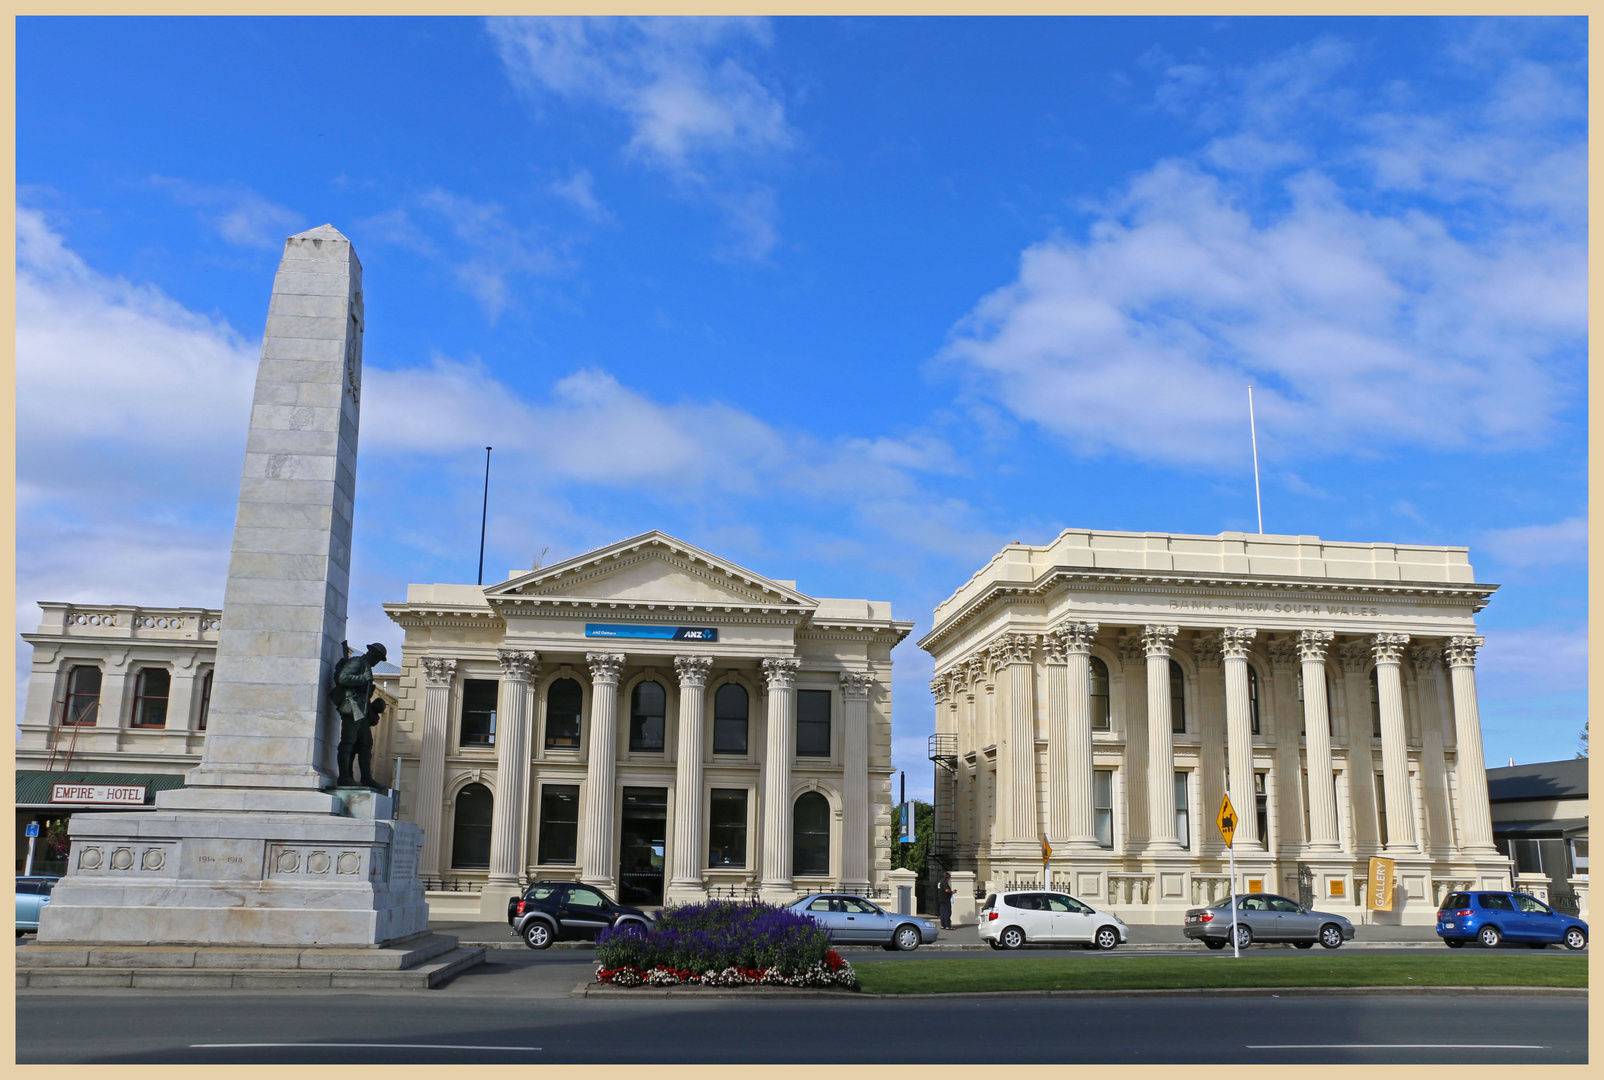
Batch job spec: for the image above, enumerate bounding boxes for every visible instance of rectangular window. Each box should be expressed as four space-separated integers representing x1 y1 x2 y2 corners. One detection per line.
537 785 580 864
1301 769 1310 843
197 670 213 731
1094 770 1113 849
1375 772 1388 847
1174 772 1190 850
1255 771 1269 850
1573 838 1589 879
708 789 748 868
61 666 102 726
796 689 831 757
132 668 170 727
460 679 498 747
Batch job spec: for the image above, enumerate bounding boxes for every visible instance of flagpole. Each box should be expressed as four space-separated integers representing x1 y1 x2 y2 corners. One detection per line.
1248 386 1263 534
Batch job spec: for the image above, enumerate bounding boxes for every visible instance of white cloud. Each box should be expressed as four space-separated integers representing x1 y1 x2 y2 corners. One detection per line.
151 176 304 249
551 167 611 221
1478 516 1587 567
1476 622 1588 696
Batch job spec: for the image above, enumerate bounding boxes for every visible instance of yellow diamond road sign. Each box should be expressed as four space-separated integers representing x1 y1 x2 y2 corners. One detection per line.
1216 794 1238 847
1041 836 1052 862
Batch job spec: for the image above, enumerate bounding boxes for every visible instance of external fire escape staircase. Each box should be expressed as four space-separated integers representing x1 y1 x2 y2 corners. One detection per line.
927 733 959 873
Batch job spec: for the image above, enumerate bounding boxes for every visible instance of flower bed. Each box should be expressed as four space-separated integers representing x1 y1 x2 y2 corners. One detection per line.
594 900 858 990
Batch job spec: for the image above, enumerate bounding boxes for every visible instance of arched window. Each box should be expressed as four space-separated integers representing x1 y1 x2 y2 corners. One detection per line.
1089 657 1110 731
630 680 666 752
545 677 582 750
713 682 749 754
1368 668 1381 738
792 791 830 876
1169 660 1186 734
451 783 493 869
197 670 213 731
132 668 170 728
1247 665 1261 736
61 666 101 726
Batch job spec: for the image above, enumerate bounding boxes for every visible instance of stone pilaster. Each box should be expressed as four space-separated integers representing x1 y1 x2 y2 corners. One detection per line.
1411 645 1455 859
1220 628 1259 848
1445 636 1498 854
486 650 538 902
1297 631 1340 851
840 670 874 892
579 652 625 888
1371 634 1416 853
416 656 456 877
758 657 800 901
997 633 1038 849
1143 625 1182 852
667 654 713 902
1047 623 1099 850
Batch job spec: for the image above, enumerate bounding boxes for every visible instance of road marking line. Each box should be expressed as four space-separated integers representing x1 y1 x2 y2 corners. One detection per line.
190 1043 542 1051
1247 1045 1547 1050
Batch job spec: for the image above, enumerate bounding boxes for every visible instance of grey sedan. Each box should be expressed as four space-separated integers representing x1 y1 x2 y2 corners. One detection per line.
1183 892 1356 950
790 893 940 950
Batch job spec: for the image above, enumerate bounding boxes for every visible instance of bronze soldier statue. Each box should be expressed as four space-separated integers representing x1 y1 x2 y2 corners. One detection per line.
331 642 389 791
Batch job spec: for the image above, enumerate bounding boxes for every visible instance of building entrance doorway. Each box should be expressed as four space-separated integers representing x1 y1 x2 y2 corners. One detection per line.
619 787 667 906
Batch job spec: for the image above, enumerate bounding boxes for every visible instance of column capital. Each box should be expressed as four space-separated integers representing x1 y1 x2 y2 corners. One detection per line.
1141 625 1178 658
996 632 1037 665
840 670 874 699
1411 644 1445 673
762 656 801 689
1192 634 1223 669
1116 633 1147 667
1296 629 1334 664
1371 633 1410 665
930 674 949 704
496 649 539 683
1445 635 1485 668
586 652 626 685
673 655 714 688
1337 640 1373 673
1267 634 1300 670
420 656 458 686
1219 627 1257 661
965 655 989 688
1046 621 1098 660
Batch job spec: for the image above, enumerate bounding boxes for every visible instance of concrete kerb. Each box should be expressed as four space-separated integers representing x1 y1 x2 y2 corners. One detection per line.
476 939 1451 952
572 982 1586 1000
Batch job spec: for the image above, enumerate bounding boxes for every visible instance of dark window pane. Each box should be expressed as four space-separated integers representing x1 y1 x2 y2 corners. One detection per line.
1169 660 1186 733
63 666 101 726
537 785 580 864
630 680 666 752
1248 665 1261 735
545 678 582 749
460 679 498 747
712 683 749 754
1369 667 1382 738
197 670 213 731
1089 657 1110 731
1094 770 1114 849
796 689 831 757
451 783 493 869
133 668 170 727
793 791 830 875
708 788 748 867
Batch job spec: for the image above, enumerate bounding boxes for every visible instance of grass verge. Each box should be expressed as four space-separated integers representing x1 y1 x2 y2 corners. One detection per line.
854 953 1588 995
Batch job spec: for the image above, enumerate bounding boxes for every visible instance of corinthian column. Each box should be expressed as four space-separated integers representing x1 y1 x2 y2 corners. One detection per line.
1372 633 1417 852
997 633 1039 845
667 655 713 902
579 652 625 888
840 670 874 892
1297 630 1340 851
416 656 456 878
486 650 538 906
758 657 800 902
1220 628 1259 849
1445 636 1498 854
1047 623 1099 850
1143 625 1182 851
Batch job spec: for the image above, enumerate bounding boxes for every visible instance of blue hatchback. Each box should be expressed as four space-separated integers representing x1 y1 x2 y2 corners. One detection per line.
1436 890 1587 950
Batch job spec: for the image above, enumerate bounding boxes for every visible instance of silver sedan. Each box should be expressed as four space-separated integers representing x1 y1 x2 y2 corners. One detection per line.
1183 892 1356 950
790 893 941 950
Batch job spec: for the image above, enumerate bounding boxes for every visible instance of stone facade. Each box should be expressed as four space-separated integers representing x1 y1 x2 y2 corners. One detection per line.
921 529 1513 925
381 530 912 916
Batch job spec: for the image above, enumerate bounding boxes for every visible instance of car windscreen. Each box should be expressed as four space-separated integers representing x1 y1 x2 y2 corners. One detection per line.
1209 896 1234 908
981 894 996 910
526 885 561 901
1440 892 1471 910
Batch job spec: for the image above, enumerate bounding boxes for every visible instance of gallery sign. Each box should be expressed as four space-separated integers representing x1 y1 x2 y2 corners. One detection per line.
585 624 718 642
50 783 147 806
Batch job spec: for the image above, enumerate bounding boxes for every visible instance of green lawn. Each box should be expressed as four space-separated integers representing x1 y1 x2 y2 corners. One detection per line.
853 953 1588 995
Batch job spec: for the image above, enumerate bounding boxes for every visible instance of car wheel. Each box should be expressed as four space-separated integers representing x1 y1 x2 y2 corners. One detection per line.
894 924 922 951
1319 924 1344 950
1094 926 1119 951
1233 925 1253 950
1563 928 1587 951
1478 925 1502 948
1000 926 1025 950
523 921 553 950
1294 941 1314 949
1204 939 1227 950
1445 939 1464 948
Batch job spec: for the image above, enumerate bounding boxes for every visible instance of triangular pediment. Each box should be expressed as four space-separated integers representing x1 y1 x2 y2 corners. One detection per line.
487 531 816 610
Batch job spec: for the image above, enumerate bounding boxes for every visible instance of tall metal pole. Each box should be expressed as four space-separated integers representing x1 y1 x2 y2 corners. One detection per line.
1230 840 1240 959
1248 386 1264 534
477 446 492 586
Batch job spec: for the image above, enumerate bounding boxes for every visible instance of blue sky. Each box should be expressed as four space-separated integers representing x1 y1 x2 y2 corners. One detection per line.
17 16 1587 794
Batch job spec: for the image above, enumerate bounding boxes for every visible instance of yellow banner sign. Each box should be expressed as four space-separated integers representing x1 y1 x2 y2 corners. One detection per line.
1216 794 1238 847
1041 836 1052 862
1367 857 1396 912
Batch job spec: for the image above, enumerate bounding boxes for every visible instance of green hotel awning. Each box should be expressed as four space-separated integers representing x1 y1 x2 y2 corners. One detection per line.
16 770 187 808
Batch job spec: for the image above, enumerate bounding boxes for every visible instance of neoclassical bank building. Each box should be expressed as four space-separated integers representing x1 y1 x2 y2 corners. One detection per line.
922 529 1512 924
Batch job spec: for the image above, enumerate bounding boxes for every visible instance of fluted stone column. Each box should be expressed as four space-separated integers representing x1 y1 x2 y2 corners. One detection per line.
1297 631 1340 851
840 670 874 892
1446 636 1498 854
484 650 537 911
1143 625 1182 851
998 634 1039 847
579 652 625 888
1220 628 1259 848
759 657 800 901
1048 623 1099 849
1372 634 1417 852
667 655 713 902
416 656 456 878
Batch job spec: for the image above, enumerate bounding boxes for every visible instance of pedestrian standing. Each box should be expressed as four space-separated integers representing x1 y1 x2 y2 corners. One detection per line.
938 872 955 930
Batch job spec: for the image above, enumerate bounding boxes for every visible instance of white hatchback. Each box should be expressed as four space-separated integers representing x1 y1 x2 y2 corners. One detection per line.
979 891 1128 950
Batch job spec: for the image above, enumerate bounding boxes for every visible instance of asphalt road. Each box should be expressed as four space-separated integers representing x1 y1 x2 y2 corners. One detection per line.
17 952 1586 1064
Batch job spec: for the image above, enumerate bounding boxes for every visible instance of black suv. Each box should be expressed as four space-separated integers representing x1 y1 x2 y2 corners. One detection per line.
508 881 654 949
